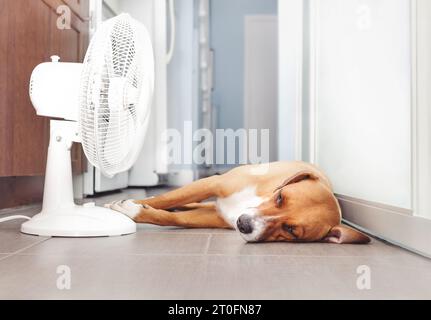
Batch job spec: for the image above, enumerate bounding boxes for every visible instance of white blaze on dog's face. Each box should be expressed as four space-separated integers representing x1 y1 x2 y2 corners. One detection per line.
216 186 268 242
220 173 370 244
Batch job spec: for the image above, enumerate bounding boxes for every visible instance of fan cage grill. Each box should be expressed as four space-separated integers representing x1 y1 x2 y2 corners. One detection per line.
80 14 153 177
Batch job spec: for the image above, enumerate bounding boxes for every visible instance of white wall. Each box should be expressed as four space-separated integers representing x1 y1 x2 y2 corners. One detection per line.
311 0 411 209
416 0 431 219
279 0 413 209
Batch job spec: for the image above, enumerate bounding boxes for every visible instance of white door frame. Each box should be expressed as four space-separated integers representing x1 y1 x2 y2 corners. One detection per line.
278 0 303 161
281 0 431 257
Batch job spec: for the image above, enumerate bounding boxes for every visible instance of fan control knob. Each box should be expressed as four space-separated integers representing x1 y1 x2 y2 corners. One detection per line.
50 55 60 63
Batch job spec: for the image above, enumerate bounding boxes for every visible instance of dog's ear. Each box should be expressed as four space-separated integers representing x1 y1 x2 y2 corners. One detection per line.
322 224 370 244
274 170 320 192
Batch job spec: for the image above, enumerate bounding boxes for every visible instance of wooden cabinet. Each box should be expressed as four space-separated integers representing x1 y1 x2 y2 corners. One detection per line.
0 0 89 208
0 0 51 177
62 0 90 21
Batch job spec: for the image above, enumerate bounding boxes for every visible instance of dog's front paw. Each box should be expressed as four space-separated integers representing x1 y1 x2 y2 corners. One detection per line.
104 199 144 220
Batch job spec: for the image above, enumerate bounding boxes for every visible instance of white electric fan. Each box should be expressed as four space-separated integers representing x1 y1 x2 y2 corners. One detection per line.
20 14 154 237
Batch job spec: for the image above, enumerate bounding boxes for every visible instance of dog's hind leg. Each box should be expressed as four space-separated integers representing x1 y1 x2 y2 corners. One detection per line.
134 176 221 210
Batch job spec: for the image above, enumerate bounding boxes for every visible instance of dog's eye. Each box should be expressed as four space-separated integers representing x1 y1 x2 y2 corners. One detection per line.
282 223 296 236
276 191 283 208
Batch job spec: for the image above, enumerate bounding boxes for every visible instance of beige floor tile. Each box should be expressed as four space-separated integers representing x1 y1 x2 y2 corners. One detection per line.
20 232 210 256
195 255 431 300
0 254 10 262
1 187 431 299
207 233 426 259
0 205 41 230
0 230 49 254
1 253 430 299
0 254 206 299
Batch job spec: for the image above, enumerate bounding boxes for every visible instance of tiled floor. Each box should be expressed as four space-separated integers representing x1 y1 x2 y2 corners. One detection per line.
0 188 431 299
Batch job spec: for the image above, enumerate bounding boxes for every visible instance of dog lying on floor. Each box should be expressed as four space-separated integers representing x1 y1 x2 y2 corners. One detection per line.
106 161 370 244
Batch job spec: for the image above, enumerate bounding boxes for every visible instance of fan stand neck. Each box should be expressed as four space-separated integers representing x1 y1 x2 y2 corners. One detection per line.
42 120 79 211
20 120 136 237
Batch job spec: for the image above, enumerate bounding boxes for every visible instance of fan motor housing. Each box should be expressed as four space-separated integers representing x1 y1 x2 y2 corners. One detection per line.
29 57 82 121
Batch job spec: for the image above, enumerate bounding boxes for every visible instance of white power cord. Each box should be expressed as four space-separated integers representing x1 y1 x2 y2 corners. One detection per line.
166 0 176 64
0 215 31 223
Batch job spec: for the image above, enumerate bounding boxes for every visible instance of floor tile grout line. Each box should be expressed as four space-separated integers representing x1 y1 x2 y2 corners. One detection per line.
0 236 52 260
0 253 13 262
8 251 427 260
203 234 213 255
2 253 430 273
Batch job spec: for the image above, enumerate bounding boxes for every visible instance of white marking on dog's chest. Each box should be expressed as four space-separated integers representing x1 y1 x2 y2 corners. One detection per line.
216 186 264 227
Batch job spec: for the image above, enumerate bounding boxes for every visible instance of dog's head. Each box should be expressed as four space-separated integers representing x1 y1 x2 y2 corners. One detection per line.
236 171 370 244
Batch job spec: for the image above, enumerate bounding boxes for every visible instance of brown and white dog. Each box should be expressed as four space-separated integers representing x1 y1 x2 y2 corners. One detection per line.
106 161 370 244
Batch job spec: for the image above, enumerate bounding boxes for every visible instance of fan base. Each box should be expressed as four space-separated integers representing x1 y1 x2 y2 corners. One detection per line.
21 205 136 237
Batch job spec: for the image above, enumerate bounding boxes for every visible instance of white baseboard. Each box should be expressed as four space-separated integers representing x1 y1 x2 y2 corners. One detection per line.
338 195 431 258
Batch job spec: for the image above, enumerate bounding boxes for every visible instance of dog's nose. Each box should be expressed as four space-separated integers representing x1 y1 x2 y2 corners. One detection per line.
237 214 254 234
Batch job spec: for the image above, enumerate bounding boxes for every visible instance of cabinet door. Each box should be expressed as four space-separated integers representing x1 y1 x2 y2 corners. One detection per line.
0 0 51 177
0 0 89 209
0 0 89 177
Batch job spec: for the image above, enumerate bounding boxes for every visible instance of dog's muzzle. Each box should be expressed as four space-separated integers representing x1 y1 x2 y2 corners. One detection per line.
236 213 267 242
237 214 254 234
